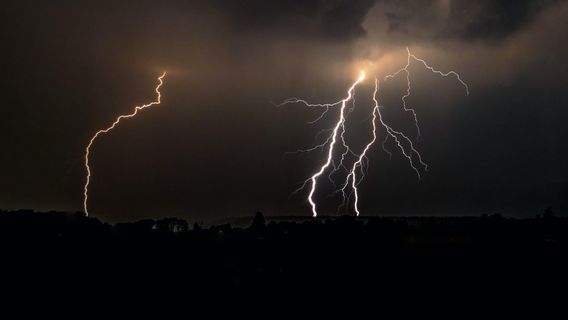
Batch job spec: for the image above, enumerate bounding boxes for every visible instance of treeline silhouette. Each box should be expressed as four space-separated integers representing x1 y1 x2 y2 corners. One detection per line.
1 208 567 300
2 208 566 246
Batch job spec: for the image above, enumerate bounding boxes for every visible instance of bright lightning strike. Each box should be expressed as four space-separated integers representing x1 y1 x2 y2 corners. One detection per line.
283 47 469 217
282 71 365 217
83 72 167 216
344 78 427 216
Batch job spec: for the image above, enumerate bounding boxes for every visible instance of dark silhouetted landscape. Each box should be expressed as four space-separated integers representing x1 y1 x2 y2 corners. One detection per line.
2 208 567 304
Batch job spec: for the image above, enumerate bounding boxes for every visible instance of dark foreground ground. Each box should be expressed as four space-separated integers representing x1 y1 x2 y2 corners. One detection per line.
1 209 567 309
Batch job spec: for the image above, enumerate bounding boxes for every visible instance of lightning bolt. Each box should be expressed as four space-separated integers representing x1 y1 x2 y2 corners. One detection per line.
281 72 365 217
83 72 166 216
345 78 428 216
283 47 468 217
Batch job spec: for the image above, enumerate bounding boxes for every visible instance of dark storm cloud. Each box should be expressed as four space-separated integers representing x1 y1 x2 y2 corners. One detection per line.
211 0 376 41
441 0 557 41
373 0 558 43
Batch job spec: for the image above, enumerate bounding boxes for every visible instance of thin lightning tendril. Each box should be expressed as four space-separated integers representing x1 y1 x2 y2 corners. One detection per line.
283 47 468 217
386 47 469 138
83 72 167 216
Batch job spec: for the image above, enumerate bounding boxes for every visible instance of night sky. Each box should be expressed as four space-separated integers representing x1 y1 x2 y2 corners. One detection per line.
1 0 567 222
